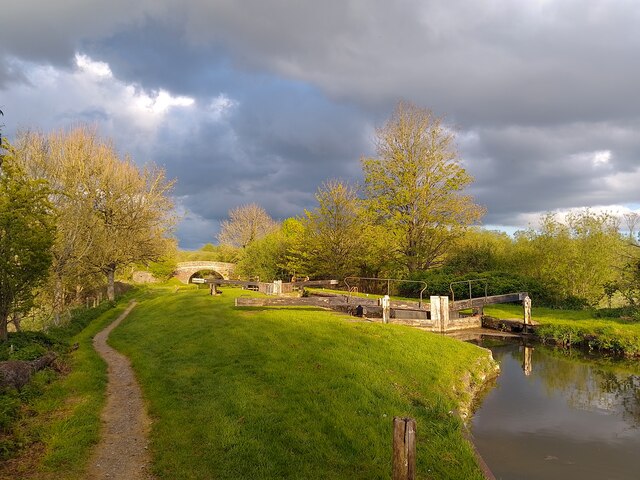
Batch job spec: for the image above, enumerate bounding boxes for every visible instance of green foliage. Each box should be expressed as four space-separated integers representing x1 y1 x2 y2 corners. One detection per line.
0 297 126 468
109 287 494 479
485 304 640 357
302 179 369 279
176 244 239 263
0 330 58 361
510 211 624 307
398 269 547 301
234 218 307 280
593 306 637 318
440 211 630 309
361 102 484 274
445 228 513 274
0 145 55 340
15 127 175 305
235 230 287 280
0 390 20 431
146 256 178 281
200 243 216 252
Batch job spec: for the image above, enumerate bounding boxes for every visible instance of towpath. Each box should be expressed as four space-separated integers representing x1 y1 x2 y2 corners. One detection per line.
87 301 155 480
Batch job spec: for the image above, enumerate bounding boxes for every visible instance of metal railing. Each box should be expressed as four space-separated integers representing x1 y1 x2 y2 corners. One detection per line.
344 276 428 308
449 278 489 303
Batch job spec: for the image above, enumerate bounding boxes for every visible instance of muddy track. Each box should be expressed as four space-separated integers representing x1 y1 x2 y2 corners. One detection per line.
88 301 155 480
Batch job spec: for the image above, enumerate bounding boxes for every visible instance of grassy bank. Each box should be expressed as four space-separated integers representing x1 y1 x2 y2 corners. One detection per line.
0 296 134 480
485 304 640 357
110 286 495 479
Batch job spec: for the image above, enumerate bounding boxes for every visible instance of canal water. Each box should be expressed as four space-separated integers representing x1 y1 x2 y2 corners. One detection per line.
471 339 640 480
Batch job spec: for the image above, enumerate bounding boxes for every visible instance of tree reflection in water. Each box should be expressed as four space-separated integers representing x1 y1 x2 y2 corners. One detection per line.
516 344 640 427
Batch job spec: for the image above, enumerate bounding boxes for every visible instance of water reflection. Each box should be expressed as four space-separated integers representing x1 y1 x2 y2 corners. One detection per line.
522 345 533 376
471 339 640 480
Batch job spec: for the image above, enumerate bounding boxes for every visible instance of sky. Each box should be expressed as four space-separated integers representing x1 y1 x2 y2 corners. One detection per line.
1 0 639 249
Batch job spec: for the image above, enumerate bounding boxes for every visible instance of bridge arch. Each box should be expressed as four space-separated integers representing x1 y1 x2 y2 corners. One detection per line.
174 261 235 284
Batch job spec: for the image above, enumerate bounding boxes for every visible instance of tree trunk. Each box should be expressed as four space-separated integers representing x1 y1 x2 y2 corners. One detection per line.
54 276 63 326
0 311 8 342
10 313 21 332
106 265 116 301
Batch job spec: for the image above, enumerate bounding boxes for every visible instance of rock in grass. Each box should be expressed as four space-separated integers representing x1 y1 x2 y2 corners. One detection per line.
0 352 57 391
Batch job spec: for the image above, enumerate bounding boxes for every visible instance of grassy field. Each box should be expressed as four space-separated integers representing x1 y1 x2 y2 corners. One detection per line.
485 304 640 357
108 286 495 479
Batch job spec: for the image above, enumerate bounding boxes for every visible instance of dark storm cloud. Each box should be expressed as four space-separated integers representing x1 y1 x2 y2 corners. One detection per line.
2 0 640 247
170 0 640 126
148 74 371 240
464 120 640 225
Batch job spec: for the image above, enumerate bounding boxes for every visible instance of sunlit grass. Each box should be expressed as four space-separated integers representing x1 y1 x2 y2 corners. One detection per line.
485 304 640 356
110 286 494 479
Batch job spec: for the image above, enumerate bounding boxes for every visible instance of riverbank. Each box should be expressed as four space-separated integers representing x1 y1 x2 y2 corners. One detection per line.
109 285 497 479
2 285 500 479
484 304 640 357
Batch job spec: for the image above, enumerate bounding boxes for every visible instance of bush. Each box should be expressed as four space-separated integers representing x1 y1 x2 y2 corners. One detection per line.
594 306 637 319
397 269 594 309
0 331 60 361
398 269 546 300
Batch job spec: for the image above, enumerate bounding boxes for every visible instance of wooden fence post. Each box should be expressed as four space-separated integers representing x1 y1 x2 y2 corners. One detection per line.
381 295 391 324
393 417 416 480
430 296 449 333
523 295 531 332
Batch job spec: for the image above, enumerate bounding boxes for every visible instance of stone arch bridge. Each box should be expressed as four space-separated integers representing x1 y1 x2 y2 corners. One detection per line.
174 261 235 283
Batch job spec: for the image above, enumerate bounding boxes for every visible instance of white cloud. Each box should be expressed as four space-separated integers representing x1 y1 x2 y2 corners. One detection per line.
505 204 640 231
592 149 611 166
75 53 112 78
134 89 195 115
2 53 211 158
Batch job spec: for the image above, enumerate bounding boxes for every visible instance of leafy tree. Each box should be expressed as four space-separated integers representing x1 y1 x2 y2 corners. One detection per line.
361 101 485 274
445 228 513 274
302 179 366 279
623 212 640 241
218 203 278 249
146 240 178 281
0 143 55 340
618 232 640 307
276 218 308 278
236 230 285 281
236 218 306 281
16 127 176 303
512 211 623 307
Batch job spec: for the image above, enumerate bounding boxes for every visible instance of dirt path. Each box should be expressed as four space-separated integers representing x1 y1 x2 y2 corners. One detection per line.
88 301 155 480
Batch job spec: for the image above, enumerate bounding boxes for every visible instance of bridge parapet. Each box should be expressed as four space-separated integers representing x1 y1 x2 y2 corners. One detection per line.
174 261 235 283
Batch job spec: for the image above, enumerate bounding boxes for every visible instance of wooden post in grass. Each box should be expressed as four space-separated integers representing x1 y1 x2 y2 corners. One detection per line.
381 295 391 324
393 417 416 480
430 296 449 333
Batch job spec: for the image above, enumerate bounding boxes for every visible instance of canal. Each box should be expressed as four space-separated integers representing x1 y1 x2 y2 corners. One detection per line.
471 339 640 480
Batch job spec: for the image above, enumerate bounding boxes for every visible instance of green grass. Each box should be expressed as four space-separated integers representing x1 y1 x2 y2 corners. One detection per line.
109 286 494 479
0 294 136 479
485 304 640 357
